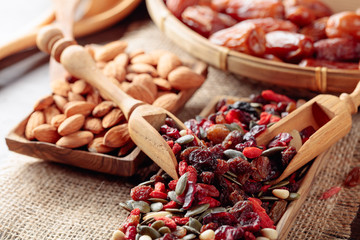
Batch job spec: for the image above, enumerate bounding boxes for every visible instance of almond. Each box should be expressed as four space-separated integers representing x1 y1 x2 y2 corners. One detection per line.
125 73 137 82
92 101 115 118
96 61 107 69
51 79 71 97
127 63 158 77
58 114 85 136
25 111 45 140
103 124 130 148
124 83 155 104
33 95 54 111
157 53 182 79
118 140 135 156
129 49 145 59
56 131 94 148
131 54 156 66
71 79 92 94
44 105 61 124
88 137 114 153
168 66 205 90
86 90 102 105
53 95 68 112
51 114 66 127
153 93 179 112
156 91 173 98
132 73 157 97
68 91 86 102
103 61 126 82
114 53 129 69
84 117 104 134
153 78 172 91
94 40 128 62
102 108 125 128
33 124 60 143
149 49 170 64
64 101 96 117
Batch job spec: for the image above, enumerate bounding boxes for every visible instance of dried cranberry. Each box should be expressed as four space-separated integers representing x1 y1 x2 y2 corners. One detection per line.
268 133 293 148
222 130 244 150
215 98 227 112
215 159 230 175
244 231 256 240
320 186 341 200
228 157 253 175
281 146 297 166
243 125 267 140
243 180 262 194
229 201 253 220
188 148 218 171
200 222 219 233
160 124 181 139
130 185 153 201
300 126 316 143
180 147 200 162
183 181 196 209
203 212 238 226
239 212 261 232
225 109 253 125
214 225 244 240
158 233 175 240
208 144 225 159
344 167 360 187
200 171 215 184
198 197 221 208
186 165 198 182
235 139 257 152
229 190 245 204
185 119 201 138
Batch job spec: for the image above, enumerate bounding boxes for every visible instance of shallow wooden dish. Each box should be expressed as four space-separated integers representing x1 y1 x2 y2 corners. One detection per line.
5 60 207 176
146 0 360 93
199 95 329 239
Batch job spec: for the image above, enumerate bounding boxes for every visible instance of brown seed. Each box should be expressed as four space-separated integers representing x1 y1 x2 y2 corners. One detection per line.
86 90 102 105
103 124 130 148
53 95 68 112
64 101 96 117
132 73 157 97
88 137 114 153
51 79 71 97
114 53 129 69
127 63 158 77
58 114 85 136
25 111 45 140
92 101 115 118
131 54 156 66
33 95 54 111
153 78 172 91
68 91 86 102
125 83 155 104
103 61 126 82
84 117 104 134
153 93 179 112
94 40 128 62
118 140 135 156
71 79 92 95
44 105 61 124
102 108 125 128
51 114 66 128
157 53 182 79
56 131 94 148
168 66 205 90
33 124 60 143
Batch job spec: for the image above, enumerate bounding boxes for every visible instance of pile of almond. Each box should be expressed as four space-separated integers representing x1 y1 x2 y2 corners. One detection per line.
24 40 206 155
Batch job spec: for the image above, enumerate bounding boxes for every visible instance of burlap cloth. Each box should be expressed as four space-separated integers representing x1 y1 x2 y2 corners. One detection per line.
0 4 359 240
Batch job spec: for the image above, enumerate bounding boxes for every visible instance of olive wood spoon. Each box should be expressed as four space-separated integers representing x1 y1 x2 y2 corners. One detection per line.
37 28 183 180
256 83 360 184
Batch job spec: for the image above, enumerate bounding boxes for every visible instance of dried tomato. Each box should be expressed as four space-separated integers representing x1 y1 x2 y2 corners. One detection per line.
320 186 341 200
344 167 360 188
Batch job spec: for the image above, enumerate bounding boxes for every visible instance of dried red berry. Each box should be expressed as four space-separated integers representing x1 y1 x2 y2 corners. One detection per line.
203 211 238 226
172 216 190 225
198 197 221 208
168 180 178 190
163 200 179 210
178 160 188 176
228 157 254 175
248 198 274 228
130 185 153 201
243 147 263 159
215 225 244 239
124 226 136 240
154 216 177 231
172 142 182 155
239 212 261 232
200 222 219 233
320 186 341 200
183 181 196 209
119 208 140 232
200 171 215 184
149 191 168 199
215 159 230 175
344 167 360 187
261 90 294 104
186 165 198 182
268 133 293 148
154 182 166 192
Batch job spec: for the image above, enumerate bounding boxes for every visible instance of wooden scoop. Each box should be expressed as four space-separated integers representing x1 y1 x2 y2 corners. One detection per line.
256 84 360 184
36 27 188 180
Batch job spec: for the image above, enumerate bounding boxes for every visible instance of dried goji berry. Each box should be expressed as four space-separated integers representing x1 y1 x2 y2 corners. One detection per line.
149 190 168 199
270 115 281 123
248 197 274 228
163 200 179 209
154 216 177 230
320 186 341 200
186 165 198 182
260 184 271 193
198 197 221 208
172 142 182 155
130 185 153 201
172 216 190 225
124 226 136 240
166 140 174 149
257 112 272 125
262 89 294 104
119 208 140 232
243 147 263 159
168 180 178 191
344 167 360 187
154 182 166 192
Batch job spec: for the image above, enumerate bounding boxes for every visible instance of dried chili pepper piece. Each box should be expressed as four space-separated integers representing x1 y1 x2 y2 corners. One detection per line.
319 186 341 200
344 167 360 188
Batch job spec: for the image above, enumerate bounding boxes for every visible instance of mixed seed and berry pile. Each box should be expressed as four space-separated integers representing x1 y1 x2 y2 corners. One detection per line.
166 0 360 69
23 40 204 155
112 90 316 240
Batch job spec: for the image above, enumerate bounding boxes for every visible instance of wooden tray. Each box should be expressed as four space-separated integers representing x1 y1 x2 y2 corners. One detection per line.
5 59 208 177
146 0 360 93
199 95 329 239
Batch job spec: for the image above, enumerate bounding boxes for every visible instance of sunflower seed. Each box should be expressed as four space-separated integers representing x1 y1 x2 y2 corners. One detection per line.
143 211 172 221
132 201 150 213
176 135 195 145
139 226 161 239
141 217 155 225
223 174 242 187
224 149 247 160
199 127 207 139
225 171 237 178
197 207 226 221
168 191 183 205
225 123 244 133
185 204 210 217
183 234 197 240
158 226 171 235
175 173 188 196
148 198 169 204
150 202 163 212
119 202 132 212
287 192 300 201
289 129 302 151
189 217 202 231
151 220 165 230
165 208 184 213
183 226 200 235
261 146 287 157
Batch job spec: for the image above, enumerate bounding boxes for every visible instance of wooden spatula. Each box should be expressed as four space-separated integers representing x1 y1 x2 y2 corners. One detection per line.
256 84 360 184
36 27 192 180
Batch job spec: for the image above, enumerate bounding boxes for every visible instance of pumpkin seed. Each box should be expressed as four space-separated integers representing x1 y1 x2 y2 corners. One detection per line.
168 191 183 205
139 226 161 239
151 220 165 230
148 198 169 204
298 162 311 179
249 120 257 129
267 122 277 128
224 149 247 160
172 226 187 238
137 224 146 233
119 202 132 212
175 173 188 196
225 123 244 134
150 202 163 212
261 146 287 157
138 180 155 186
197 207 226 221
183 226 200 235
289 129 302 151
141 217 155 225
260 196 279 201
176 135 195 145
185 204 210 217
189 217 202 231
287 192 300 201
223 174 242 187
268 180 290 190
183 234 197 240
132 201 150 213
158 226 171 235
165 208 184 213
143 211 172 221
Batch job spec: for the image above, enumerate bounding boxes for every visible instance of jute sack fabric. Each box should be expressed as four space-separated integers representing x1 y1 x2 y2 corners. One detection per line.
0 21 359 240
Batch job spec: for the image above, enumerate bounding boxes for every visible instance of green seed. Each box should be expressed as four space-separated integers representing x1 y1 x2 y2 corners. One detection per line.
148 198 169 204
225 123 244 133
168 191 183 205
260 196 280 201
261 146 287 157
151 220 165 230
287 192 300 201
185 204 210 217
183 226 200 235
158 226 171 235
189 217 202 231
175 173 188 196
176 135 195 145
138 180 155 186
165 208 184 213
268 180 290 190
139 226 161 239
224 149 247 160
150 202 163 212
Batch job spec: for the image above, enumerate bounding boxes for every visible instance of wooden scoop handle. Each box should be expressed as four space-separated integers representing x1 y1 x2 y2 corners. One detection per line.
36 26 144 119
340 81 360 114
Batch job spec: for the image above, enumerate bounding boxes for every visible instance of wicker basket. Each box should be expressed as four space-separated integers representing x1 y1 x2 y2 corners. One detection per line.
146 0 360 93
